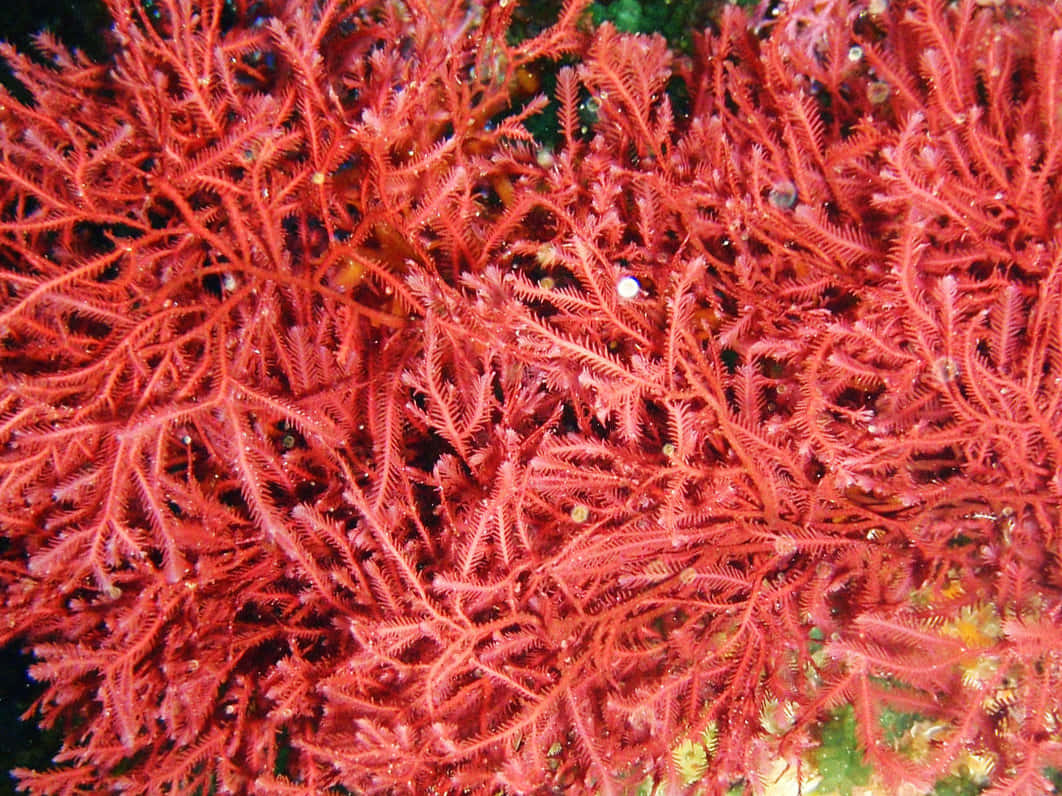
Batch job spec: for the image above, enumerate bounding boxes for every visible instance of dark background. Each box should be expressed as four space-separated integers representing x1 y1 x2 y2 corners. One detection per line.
2 0 108 91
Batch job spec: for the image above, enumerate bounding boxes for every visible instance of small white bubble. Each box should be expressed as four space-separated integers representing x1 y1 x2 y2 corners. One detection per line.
768 179 798 210
617 275 641 299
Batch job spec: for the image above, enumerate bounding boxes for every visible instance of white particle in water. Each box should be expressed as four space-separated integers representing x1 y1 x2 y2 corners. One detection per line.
617 275 641 299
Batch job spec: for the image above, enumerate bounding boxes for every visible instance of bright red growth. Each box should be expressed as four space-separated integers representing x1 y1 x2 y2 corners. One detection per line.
1 0 1062 792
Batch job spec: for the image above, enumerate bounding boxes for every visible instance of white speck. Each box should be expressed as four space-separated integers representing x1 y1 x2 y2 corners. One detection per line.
617 275 641 299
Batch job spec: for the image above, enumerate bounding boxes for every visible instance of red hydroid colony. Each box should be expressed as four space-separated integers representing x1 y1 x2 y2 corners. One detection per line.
1 0 1061 791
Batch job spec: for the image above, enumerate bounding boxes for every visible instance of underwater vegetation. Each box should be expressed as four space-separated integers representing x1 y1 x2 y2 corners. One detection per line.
1 0 1061 792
